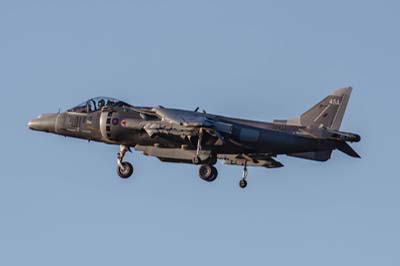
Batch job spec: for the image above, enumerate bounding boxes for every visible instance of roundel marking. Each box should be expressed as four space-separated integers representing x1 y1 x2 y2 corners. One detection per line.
112 118 119 125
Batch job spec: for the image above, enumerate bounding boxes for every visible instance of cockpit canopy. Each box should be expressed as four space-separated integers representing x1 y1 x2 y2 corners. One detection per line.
67 97 132 113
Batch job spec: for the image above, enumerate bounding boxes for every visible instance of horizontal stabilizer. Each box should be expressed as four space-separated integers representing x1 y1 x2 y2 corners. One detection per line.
337 142 361 158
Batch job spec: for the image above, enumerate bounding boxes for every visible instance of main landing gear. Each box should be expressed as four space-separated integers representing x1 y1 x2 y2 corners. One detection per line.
192 128 203 165
197 160 250 189
117 145 134 179
198 164 218 182
193 128 218 182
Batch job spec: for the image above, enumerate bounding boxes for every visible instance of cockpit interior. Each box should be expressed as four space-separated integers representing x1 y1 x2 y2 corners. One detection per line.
67 97 132 113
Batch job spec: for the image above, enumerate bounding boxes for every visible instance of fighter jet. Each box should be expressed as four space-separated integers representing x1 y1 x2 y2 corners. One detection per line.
28 87 361 188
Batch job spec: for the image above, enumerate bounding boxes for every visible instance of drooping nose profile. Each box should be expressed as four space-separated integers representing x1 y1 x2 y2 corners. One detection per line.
28 113 58 133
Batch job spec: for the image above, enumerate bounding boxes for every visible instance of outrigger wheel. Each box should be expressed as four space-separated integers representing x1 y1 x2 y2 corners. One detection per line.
239 179 248 189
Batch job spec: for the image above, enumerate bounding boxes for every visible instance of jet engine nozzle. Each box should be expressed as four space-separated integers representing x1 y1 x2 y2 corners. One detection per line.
329 131 361 143
350 134 361 143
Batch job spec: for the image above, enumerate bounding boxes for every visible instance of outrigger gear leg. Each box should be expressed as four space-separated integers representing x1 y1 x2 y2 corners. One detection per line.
239 161 248 189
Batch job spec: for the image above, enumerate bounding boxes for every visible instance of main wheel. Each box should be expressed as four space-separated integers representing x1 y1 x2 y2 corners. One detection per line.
117 162 134 179
198 164 213 181
239 179 247 189
198 165 218 182
207 167 218 182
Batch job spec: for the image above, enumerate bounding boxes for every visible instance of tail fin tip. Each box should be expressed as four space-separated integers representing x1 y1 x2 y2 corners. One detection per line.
332 86 353 97
299 86 353 130
282 86 354 130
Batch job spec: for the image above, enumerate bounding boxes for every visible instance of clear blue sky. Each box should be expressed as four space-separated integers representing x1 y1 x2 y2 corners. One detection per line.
0 1 398 265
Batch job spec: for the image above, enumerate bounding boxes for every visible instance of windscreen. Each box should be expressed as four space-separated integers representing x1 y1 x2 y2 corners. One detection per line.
67 97 132 113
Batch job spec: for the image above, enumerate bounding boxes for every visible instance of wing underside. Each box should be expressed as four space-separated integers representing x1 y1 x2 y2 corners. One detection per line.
135 145 283 169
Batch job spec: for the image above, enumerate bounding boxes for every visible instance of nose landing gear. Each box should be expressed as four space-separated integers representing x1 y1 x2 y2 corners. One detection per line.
117 145 134 179
117 162 133 179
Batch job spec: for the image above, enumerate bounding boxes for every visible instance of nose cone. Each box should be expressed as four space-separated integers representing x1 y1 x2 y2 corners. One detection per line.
28 113 58 133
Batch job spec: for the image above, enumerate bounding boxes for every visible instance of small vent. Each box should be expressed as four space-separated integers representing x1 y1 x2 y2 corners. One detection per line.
105 112 113 139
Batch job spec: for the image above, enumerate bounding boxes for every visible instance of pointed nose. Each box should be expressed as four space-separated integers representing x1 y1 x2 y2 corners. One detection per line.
28 113 58 133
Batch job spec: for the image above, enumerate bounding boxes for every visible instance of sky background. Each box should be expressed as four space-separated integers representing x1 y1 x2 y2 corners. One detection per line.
0 0 399 265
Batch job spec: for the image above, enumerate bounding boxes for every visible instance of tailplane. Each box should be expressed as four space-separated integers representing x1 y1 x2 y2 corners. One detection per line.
336 142 361 158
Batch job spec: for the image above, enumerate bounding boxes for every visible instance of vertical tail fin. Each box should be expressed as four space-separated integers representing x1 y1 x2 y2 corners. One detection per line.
286 87 359 162
288 87 353 130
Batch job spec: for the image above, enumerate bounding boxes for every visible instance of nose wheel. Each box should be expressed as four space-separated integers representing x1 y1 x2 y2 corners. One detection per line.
117 145 134 179
117 162 134 179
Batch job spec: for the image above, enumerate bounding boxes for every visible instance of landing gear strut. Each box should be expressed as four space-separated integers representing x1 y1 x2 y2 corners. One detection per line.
239 161 248 189
198 164 218 182
192 128 203 165
117 145 134 179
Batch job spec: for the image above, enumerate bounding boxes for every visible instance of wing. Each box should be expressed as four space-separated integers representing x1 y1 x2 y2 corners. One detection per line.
131 107 284 168
129 106 233 143
135 144 284 169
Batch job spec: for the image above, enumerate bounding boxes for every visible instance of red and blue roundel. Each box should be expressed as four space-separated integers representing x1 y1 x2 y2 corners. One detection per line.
112 118 119 125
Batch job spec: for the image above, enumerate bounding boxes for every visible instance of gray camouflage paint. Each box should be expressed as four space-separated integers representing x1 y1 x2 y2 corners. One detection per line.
28 87 361 169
